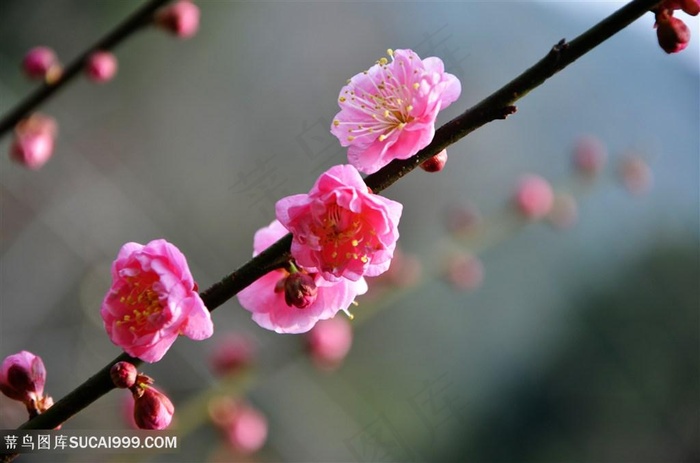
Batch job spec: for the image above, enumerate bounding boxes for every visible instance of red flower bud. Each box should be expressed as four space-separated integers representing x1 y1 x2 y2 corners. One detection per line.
420 149 448 172
282 271 318 309
133 386 174 430
655 12 691 54
110 362 137 389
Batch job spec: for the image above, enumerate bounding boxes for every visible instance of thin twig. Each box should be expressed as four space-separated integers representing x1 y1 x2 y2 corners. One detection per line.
0 0 173 139
6 0 661 449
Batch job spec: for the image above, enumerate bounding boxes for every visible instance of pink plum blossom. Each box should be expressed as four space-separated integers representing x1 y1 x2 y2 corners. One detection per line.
101 239 213 363
276 164 403 281
237 220 368 334
331 49 461 174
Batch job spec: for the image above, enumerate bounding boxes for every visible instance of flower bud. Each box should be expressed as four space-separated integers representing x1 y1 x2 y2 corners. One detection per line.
133 386 174 430
0 351 46 405
419 149 448 172
110 362 137 389
513 174 554 220
283 271 317 309
226 404 268 454
22 46 60 81
85 51 118 83
619 156 653 195
444 253 484 291
10 113 57 170
547 193 578 230
655 12 690 54
155 1 200 39
573 135 607 177
306 317 353 371
210 334 256 377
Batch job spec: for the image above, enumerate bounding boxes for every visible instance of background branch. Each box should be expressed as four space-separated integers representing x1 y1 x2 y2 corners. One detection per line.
7 0 661 444
0 0 173 139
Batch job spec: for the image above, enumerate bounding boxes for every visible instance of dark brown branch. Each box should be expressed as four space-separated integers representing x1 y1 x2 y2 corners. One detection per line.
0 0 173 138
7 0 662 449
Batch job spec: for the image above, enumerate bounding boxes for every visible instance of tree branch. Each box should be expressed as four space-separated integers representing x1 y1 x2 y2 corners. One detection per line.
0 0 173 139
7 0 661 444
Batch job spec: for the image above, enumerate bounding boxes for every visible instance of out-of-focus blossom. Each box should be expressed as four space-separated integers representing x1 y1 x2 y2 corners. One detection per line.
208 397 268 455
237 220 367 334
513 174 554 220
85 51 118 83
446 201 482 236
9 113 57 170
444 253 484 291
22 46 61 81
331 49 461 174
619 156 653 195
155 0 200 39
547 193 578 230
573 135 607 177
210 334 256 376
101 239 213 363
276 164 403 281
306 317 353 371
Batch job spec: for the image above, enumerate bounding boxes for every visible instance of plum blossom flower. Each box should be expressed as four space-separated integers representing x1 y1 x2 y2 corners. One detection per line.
276 164 402 281
101 239 213 363
208 397 268 454
237 220 368 334
331 49 461 174
513 174 554 220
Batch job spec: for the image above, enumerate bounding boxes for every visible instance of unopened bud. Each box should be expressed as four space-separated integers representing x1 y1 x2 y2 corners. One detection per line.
133 386 174 430
85 51 118 83
283 271 317 309
306 317 353 371
444 253 484 291
0 351 46 405
420 149 448 172
110 361 137 389
573 135 607 177
155 1 200 39
22 46 60 81
513 174 554 220
655 12 690 54
210 334 256 376
10 113 57 170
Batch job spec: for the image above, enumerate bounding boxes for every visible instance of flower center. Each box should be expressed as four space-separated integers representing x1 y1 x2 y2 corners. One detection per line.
116 276 165 334
334 50 418 143
313 204 381 271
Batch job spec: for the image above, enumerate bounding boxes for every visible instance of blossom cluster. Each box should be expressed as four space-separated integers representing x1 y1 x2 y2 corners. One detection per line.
239 49 460 333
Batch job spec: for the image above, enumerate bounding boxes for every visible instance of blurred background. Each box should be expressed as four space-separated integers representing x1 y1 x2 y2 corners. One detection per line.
0 1 698 462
